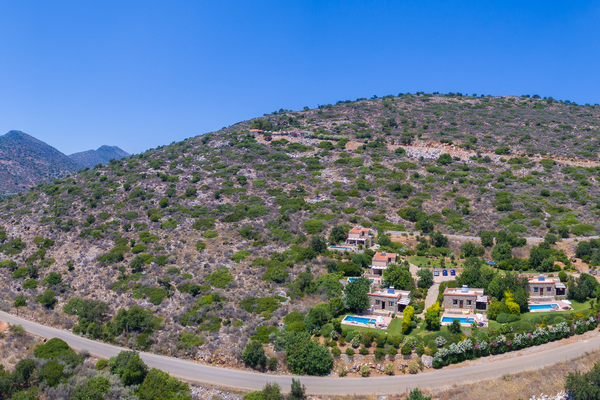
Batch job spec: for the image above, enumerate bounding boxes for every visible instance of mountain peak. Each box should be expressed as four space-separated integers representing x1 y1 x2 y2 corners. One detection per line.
69 145 130 169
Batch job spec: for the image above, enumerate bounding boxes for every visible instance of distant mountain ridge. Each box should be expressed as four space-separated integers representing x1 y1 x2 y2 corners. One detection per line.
0 130 128 195
69 145 130 169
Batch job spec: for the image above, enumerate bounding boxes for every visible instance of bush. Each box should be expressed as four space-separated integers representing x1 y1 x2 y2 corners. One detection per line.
96 359 108 370
243 341 266 370
108 351 148 386
401 344 412 356
332 347 341 357
496 313 509 324
359 346 369 355
374 347 386 360
202 230 219 239
345 347 355 357
267 357 279 371
359 364 370 377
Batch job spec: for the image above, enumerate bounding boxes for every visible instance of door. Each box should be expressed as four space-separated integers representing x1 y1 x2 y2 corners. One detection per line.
381 302 385 310
540 288 544 296
459 300 463 308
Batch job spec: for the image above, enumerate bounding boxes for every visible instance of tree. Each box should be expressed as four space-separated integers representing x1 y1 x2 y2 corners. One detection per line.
36 290 57 309
448 319 461 334
309 236 327 254
565 360 600 400
437 153 452 165
137 368 192 400
343 277 370 313
70 376 111 400
285 332 333 376
559 270 568 283
558 225 570 238
491 243 512 262
304 305 331 333
487 301 508 320
328 226 347 244
108 351 148 386
480 231 495 247
460 242 485 258
261 382 284 400
243 341 266 370
416 268 433 288
416 218 434 234
378 234 392 247
383 264 414 291
287 379 306 400
457 258 494 290
406 388 432 400
14 294 27 316
429 231 448 248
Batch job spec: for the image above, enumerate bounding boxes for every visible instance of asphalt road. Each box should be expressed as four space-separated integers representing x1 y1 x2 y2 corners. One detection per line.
2 311 600 395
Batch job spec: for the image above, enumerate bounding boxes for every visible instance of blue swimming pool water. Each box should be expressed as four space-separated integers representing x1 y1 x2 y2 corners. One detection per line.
344 316 376 325
348 278 375 283
529 304 559 310
330 246 351 250
442 317 475 324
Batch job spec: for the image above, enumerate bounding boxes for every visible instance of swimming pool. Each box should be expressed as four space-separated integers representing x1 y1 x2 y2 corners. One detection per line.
343 316 376 325
330 246 352 250
441 316 475 324
529 304 559 310
348 278 375 282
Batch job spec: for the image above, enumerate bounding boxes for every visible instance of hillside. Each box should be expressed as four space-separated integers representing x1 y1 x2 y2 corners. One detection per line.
69 145 130 169
0 130 82 195
0 93 599 372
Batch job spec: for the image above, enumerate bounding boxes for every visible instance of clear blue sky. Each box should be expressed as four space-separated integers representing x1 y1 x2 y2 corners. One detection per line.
1 1 599 154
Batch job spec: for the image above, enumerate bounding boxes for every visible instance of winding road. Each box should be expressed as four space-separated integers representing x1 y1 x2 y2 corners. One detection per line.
1 311 600 395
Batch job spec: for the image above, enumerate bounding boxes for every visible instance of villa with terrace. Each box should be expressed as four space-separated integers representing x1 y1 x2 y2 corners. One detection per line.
443 285 489 312
526 275 567 299
346 227 374 248
370 252 397 276
367 287 411 313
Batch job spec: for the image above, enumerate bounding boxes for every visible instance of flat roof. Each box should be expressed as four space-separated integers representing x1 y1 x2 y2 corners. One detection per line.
444 287 485 297
368 289 410 298
373 252 397 262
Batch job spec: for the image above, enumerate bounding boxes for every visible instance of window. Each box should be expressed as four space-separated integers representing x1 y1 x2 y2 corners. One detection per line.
466 300 471 305
389 301 394 307
375 300 380 305
534 287 538 292
453 299 458 305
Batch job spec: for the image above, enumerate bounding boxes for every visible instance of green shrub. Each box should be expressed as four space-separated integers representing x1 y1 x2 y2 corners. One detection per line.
496 313 509 324
205 267 233 288
202 230 219 239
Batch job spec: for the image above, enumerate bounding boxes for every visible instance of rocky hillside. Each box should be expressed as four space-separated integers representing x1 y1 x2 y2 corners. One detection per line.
0 130 82 195
0 131 130 195
69 145 130 169
0 93 599 369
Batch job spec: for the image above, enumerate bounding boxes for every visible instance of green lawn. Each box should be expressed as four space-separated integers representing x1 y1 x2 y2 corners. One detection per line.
488 299 592 330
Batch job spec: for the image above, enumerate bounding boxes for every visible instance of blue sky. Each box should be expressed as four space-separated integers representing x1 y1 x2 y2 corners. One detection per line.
1 1 599 154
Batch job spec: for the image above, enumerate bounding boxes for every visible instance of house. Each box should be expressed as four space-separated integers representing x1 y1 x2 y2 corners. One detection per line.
249 129 263 134
368 287 411 313
443 285 489 312
370 252 398 276
346 227 373 248
526 276 567 298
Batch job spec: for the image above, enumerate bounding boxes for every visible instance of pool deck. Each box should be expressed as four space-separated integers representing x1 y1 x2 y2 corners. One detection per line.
441 311 488 327
341 314 392 330
528 299 572 313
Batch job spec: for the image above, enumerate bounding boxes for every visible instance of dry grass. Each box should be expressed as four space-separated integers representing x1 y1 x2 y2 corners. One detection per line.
308 350 600 400
432 350 600 400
